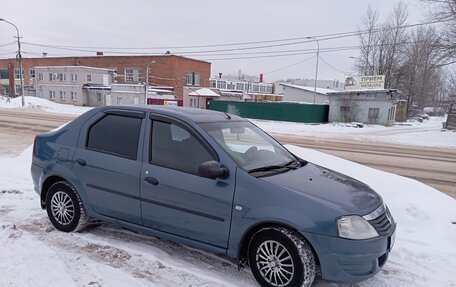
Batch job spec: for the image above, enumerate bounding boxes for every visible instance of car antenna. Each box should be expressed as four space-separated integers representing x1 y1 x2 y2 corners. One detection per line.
225 113 231 119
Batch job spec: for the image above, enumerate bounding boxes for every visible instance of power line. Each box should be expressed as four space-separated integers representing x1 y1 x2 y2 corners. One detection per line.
19 19 450 52
264 55 316 75
318 56 351 74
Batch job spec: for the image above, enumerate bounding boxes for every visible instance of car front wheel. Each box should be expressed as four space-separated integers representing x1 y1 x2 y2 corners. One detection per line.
45 181 89 232
248 227 315 287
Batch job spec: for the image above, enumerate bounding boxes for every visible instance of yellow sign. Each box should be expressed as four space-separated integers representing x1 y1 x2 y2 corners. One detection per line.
345 75 385 90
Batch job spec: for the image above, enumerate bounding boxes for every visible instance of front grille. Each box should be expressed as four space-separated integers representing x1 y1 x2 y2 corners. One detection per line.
368 210 392 236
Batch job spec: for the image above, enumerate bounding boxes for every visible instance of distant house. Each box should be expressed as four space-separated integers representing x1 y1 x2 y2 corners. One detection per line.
184 87 220 109
108 83 146 106
34 66 114 106
327 89 402 126
280 83 337 104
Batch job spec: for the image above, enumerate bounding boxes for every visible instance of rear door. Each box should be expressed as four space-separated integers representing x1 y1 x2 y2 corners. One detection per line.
73 109 146 224
140 116 235 249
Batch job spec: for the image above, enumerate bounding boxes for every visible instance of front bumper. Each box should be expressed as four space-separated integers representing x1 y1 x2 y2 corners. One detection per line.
304 225 396 283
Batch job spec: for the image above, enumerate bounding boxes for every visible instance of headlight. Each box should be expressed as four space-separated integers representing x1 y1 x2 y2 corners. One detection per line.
337 215 379 240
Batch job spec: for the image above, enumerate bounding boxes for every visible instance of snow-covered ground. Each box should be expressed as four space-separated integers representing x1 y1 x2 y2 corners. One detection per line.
252 117 456 149
1 96 455 148
0 96 455 286
0 95 92 115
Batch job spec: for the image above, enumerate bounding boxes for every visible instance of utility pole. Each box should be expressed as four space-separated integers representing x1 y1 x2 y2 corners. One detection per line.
0 18 24 107
145 61 155 104
306 37 320 104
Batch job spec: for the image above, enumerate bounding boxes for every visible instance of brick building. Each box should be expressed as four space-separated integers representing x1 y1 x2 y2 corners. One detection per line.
0 55 210 99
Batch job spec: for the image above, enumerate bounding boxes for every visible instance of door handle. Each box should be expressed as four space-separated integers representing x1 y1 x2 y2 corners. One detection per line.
144 176 159 186
75 159 86 166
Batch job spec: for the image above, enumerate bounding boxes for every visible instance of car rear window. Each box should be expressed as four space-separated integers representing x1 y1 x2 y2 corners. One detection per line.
87 114 142 159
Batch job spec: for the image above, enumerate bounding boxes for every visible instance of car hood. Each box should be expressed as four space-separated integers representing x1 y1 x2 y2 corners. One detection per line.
260 162 381 215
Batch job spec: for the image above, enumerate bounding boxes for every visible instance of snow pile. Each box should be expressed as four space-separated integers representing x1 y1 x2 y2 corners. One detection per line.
287 145 456 287
253 117 456 148
0 96 92 115
0 145 455 286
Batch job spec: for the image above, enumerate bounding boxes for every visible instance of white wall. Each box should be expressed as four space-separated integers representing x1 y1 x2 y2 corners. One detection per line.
329 98 395 125
282 86 328 104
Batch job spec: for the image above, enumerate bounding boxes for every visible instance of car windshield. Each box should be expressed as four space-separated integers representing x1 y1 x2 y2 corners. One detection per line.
200 121 299 172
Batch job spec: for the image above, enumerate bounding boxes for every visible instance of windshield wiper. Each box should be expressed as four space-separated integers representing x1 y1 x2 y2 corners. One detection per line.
248 159 301 174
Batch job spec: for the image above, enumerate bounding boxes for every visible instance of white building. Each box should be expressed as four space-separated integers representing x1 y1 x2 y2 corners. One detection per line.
280 83 337 104
209 77 274 94
34 66 115 106
327 89 401 126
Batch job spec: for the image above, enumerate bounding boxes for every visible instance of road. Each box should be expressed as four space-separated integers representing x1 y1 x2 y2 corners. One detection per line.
1 108 455 199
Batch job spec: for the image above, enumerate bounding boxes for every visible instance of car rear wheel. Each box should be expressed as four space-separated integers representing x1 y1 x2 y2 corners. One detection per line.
45 181 89 232
248 227 315 287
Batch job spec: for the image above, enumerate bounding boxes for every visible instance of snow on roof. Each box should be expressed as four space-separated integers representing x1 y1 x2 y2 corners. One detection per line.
147 88 174 93
188 88 220 97
34 66 115 72
329 89 400 95
279 83 336 95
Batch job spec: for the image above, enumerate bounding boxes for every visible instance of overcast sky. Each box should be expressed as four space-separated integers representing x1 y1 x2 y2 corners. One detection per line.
0 0 429 82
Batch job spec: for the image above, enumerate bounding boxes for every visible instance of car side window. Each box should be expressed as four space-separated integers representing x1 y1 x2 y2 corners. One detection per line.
87 114 142 159
150 120 215 174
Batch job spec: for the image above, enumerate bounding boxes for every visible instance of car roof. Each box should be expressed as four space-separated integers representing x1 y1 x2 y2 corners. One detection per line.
99 105 246 124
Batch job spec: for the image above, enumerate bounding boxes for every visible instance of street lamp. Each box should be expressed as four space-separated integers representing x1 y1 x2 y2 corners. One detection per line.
306 36 320 104
0 18 24 107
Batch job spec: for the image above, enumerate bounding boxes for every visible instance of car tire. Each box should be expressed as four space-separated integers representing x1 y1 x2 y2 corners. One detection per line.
248 227 315 287
45 181 89 232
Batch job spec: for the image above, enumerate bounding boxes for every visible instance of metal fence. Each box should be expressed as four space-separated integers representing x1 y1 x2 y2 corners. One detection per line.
209 100 329 123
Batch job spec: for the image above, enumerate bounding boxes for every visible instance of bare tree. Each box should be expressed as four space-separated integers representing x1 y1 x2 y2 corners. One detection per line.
355 2 409 88
422 0 456 64
399 26 443 110
356 5 379 76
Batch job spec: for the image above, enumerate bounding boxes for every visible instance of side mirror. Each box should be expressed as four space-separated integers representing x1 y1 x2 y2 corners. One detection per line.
198 160 229 180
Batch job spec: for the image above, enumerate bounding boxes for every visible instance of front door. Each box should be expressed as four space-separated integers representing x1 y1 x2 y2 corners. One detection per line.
140 118 235 249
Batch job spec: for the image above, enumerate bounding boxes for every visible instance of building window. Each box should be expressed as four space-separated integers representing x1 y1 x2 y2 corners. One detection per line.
71 73 78 81
38 73 43 81
71 91 78 100
368 108 380 123
218 81 226 89
210 80 217 88
97 92 102 102
190 98 197 108
186 72 193 85
186 72 200 86
252 84 259 92
49 90 56 99
125 68 140 83
29 69 35 79
14 69 24 80
194 73 200 86
227 82 235 90
259 85 266 93
60 91 66 100
236 83 244 91
87 74 92 82
58 73 66 81
266 86 273 94
340 106 351 112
